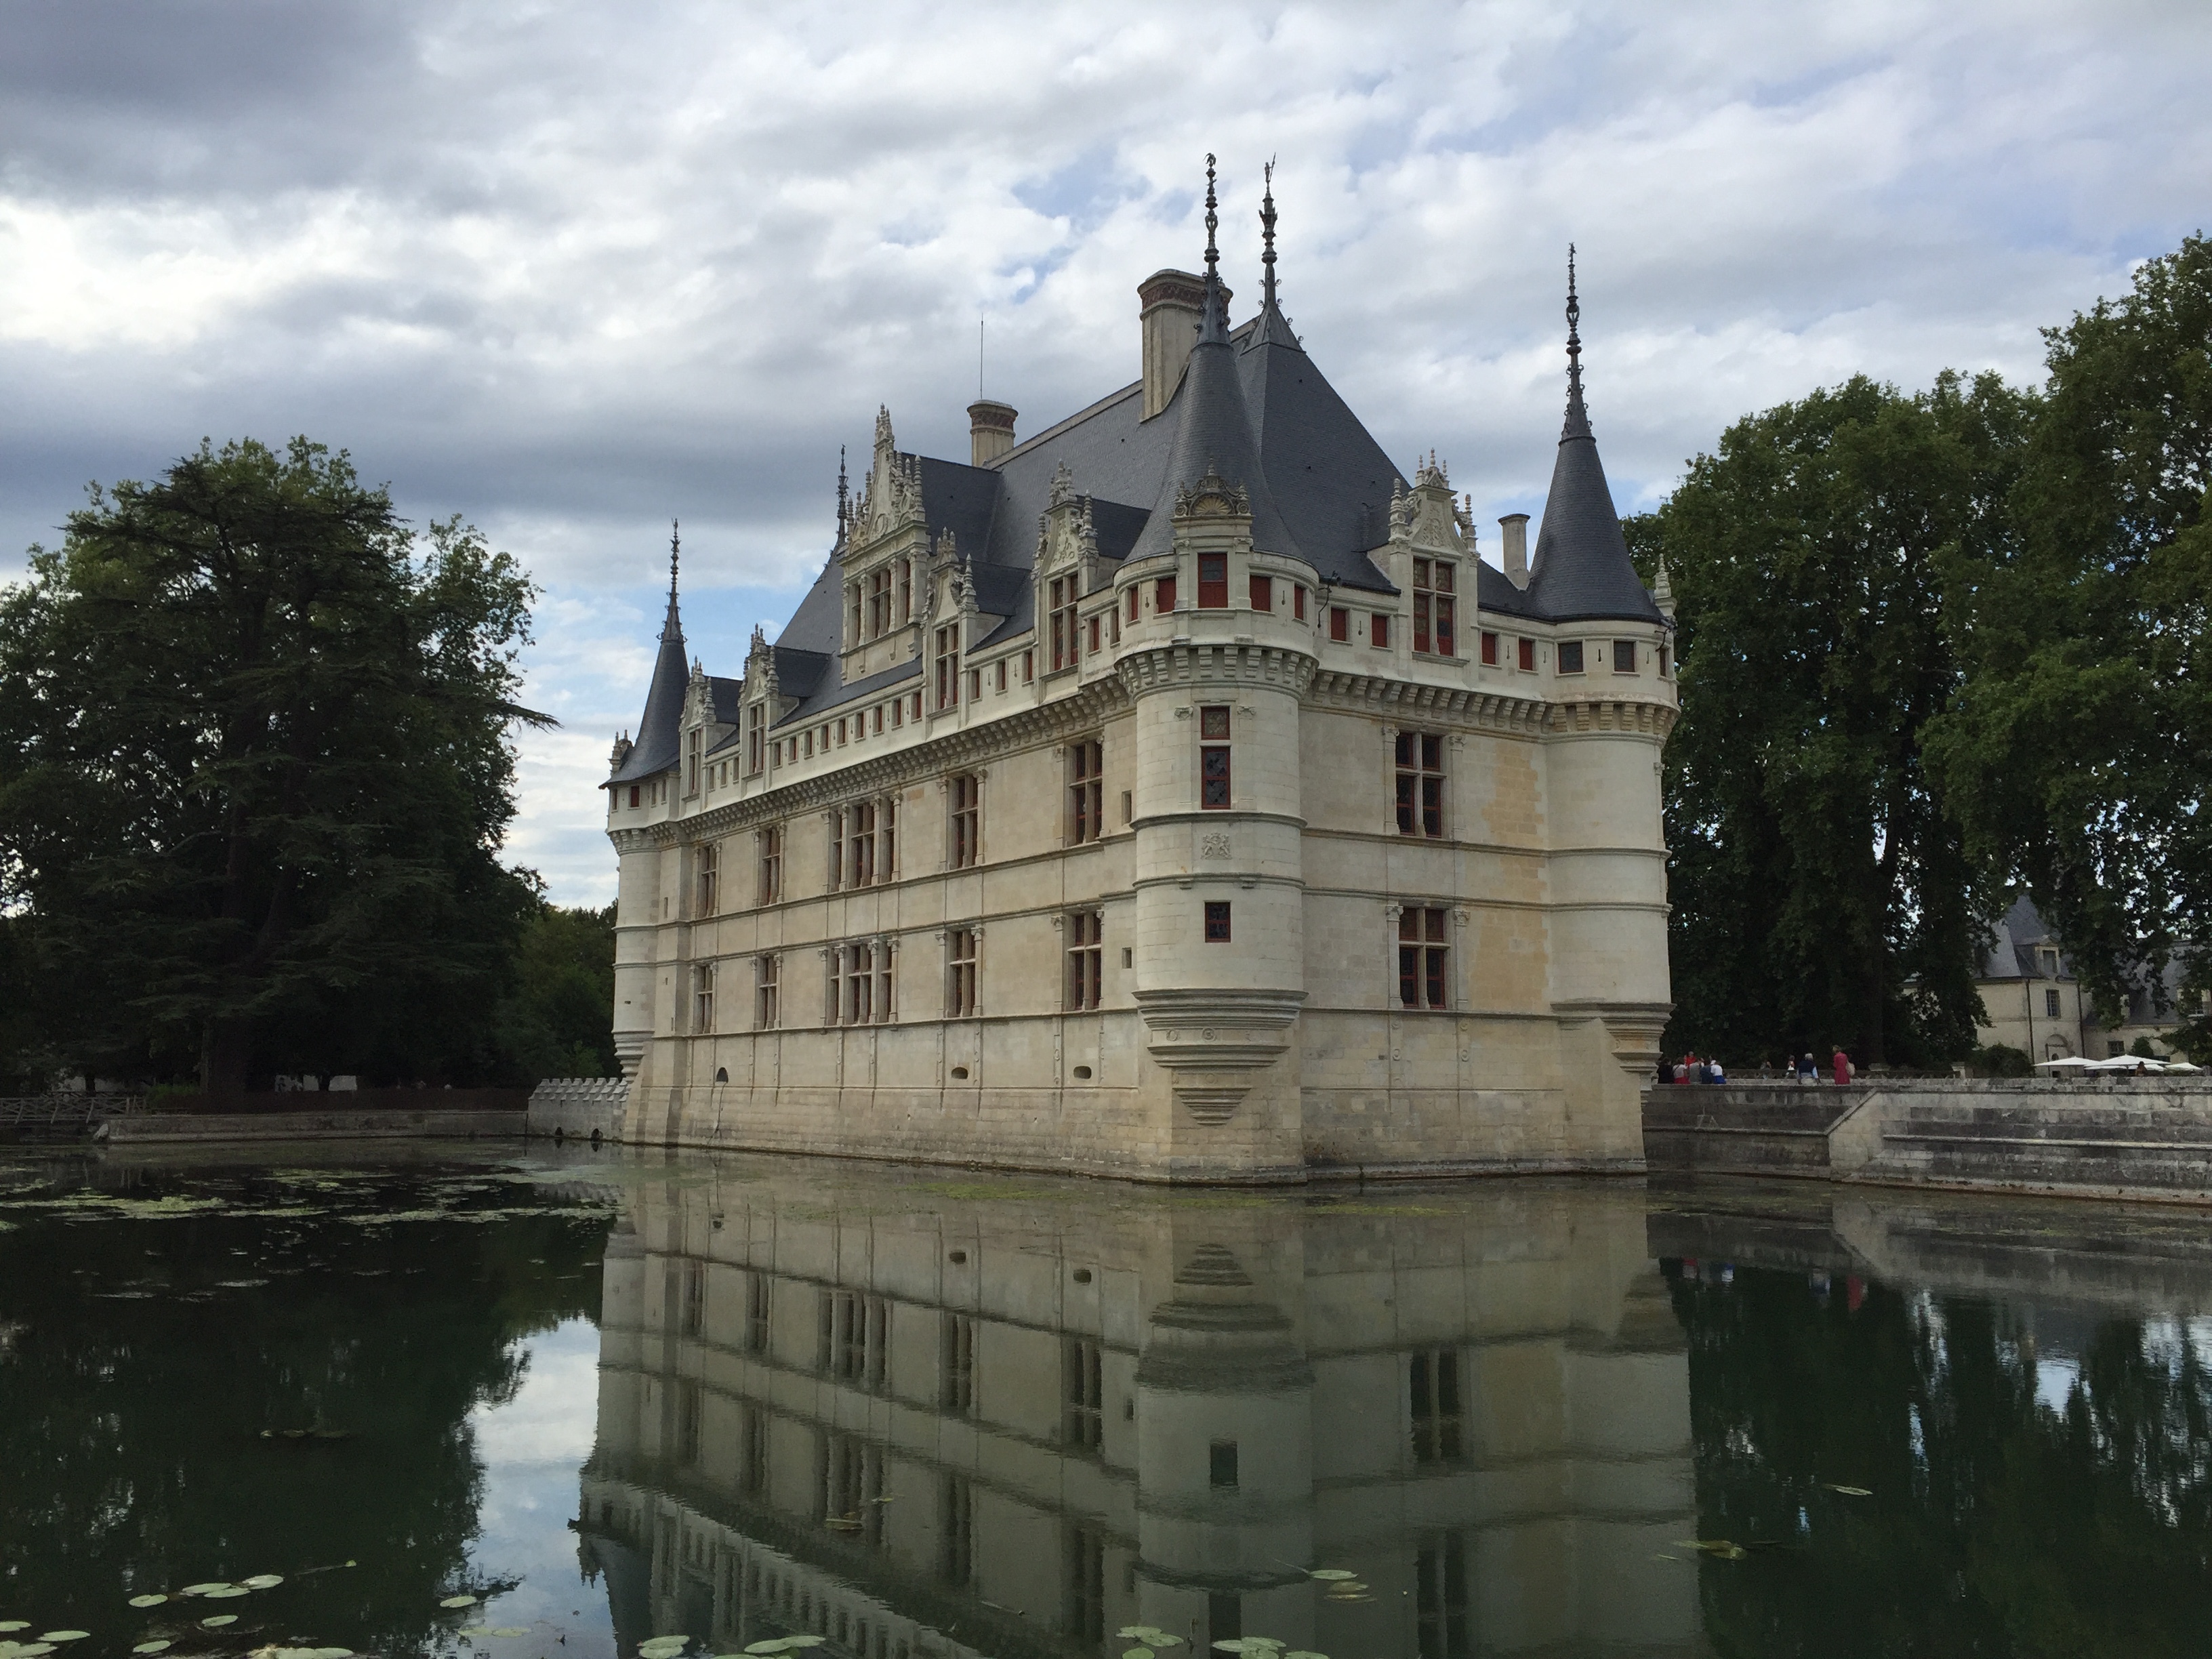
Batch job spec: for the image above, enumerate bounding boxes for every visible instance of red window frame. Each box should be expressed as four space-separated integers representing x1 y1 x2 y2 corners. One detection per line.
1371 613 1390 649
1517 637 1536 672
1204 901 1231 943
1156 575 1177 613
1329 606 1349 642
1199 704 1231 809
1249 573 1272 611
1293 584 1307 621
1197 553 1227 609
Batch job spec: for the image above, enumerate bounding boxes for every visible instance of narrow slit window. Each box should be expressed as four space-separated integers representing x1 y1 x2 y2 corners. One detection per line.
1066 912 1103 1010
1200 705 1231 810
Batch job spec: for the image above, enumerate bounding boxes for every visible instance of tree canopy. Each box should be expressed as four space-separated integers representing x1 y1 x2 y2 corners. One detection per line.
1630 372 2034 1066
0 437 552 1090
1925 234 2212 1055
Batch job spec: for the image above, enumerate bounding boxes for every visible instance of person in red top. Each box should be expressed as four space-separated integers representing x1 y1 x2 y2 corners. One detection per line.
1832 1047 1853 1085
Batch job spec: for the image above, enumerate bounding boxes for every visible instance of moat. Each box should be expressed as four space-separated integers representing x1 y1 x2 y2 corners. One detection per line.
7 1149 2212 1659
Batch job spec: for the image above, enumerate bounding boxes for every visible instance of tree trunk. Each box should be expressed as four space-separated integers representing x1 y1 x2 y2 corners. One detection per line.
200 1018 253 1095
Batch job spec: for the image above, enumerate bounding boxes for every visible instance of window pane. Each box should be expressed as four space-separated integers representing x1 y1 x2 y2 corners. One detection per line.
1200 705 1230 740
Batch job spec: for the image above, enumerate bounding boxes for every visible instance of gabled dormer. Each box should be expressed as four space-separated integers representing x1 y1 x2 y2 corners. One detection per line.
838 410 932 682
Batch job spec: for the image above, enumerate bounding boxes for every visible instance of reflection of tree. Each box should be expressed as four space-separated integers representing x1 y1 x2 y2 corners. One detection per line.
1671 1264 2212 1656
0 1201 607 1654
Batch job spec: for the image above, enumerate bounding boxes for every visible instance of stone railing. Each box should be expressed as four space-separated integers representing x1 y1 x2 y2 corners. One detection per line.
1645 1078 2212 1202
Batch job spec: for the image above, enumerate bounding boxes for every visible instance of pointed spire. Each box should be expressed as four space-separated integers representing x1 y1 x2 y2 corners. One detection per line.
1248 158 1300 350
1562 243 1590 440
614 519 693 783
1197 153 1229 346
834 446 849 553
662 518 683 641
1525 249 1664 625
1128 154 1298 563
1259 158 1278 314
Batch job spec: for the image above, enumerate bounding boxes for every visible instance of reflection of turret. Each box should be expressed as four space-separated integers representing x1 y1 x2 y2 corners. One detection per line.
1134 1226 1315 1653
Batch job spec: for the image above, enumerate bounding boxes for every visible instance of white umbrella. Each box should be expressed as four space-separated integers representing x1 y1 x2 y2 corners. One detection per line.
2089 1055 2165 1072
2164 1061 2203 1074
2034 1057 2098 1069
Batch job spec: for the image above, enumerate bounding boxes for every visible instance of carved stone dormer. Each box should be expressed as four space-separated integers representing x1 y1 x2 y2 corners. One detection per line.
608 731 632 775
682 657 713 726
1405 452 1466 554
1038 463 1104 604
1170 464 1254 566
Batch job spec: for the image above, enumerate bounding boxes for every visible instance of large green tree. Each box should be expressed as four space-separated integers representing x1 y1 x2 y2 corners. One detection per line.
1632 372 2034 1065
1927 235 2212 1057
492 901 619 1081
0 437 546 1090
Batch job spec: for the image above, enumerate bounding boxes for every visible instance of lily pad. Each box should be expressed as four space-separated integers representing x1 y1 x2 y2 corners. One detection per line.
202 1616 239 1629
134 1643 173 1654
0 1643 56 1658
129 1595 169 1608
1308 1570 1358 1582
640 1639 691 1658
180 1584 237 1597
1285 1651 1330 1659
39 1637 89 1645
1126 1649 1155 1659
1824 1483 1872 1497
0 1626 28 1635
241 1576 285 1590
1118 1632 1181 1650
202 1587 251 1599
441 1597 479 1610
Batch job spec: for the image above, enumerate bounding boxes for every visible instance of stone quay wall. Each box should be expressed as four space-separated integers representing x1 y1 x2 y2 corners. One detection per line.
100 1108 529 1146
1645 1078 2212 1204
525 1078 630 1142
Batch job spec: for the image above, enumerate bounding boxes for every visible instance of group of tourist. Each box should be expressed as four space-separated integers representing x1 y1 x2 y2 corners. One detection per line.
1660 1049 1858 1086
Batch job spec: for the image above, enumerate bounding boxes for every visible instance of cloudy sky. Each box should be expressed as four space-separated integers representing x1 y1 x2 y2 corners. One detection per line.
5 0 2207 904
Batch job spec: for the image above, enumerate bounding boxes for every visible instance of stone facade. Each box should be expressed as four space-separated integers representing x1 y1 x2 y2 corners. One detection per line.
604 189 1675 1181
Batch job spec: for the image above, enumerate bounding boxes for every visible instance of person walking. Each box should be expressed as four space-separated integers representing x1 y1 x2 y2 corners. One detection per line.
1832 1047 1853 1086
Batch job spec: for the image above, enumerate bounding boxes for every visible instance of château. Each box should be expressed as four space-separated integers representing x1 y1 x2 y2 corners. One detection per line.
604 165 1677 1181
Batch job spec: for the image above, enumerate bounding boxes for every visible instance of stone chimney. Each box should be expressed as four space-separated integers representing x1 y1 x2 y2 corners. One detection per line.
1138 268 1230 421
1500 513 1530 589
968 400 1017 466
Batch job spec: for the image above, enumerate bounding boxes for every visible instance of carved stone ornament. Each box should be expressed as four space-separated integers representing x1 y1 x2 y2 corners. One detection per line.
1172 464 1250 520
1200 832 1231 860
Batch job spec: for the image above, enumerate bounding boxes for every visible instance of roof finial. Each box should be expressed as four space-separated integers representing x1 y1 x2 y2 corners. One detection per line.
1563 243 1590 440
660 518 683 642
1197 153 1229 345
1259 157 1279 314
1204 154 1219 282
834 447 849 551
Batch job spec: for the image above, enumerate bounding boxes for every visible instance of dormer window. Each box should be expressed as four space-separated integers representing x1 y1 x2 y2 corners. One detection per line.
685 729 702 796
1412 559 1455 655
1048 576 1078 671
867 568 892 636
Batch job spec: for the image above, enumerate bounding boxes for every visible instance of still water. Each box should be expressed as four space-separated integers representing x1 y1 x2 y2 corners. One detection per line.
6 1150 2212 1659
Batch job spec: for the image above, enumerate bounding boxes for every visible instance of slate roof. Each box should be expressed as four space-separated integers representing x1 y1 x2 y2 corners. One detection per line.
619 241 1662 756
1979 895 2070 981
609 587 687 785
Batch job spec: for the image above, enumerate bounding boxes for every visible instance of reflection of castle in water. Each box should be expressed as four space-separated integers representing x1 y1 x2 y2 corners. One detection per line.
579 1176 1698 1654
579 1174 1701 1659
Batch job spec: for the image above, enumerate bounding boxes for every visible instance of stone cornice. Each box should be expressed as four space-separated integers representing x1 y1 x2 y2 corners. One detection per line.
1115 640 1319 698
643 678 1134 845
1304 670 1551 735
1547 697 1679 738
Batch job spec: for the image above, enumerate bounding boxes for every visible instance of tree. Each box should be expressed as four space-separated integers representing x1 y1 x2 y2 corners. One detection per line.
493 901 618 1082
0 438 546 1090
1927 234 2212 1060
1631 373 2034 1065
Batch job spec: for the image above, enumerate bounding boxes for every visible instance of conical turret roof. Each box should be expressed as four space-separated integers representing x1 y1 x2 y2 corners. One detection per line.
1129 158 1299 562
609 525 689 785
1524 253 1664 626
